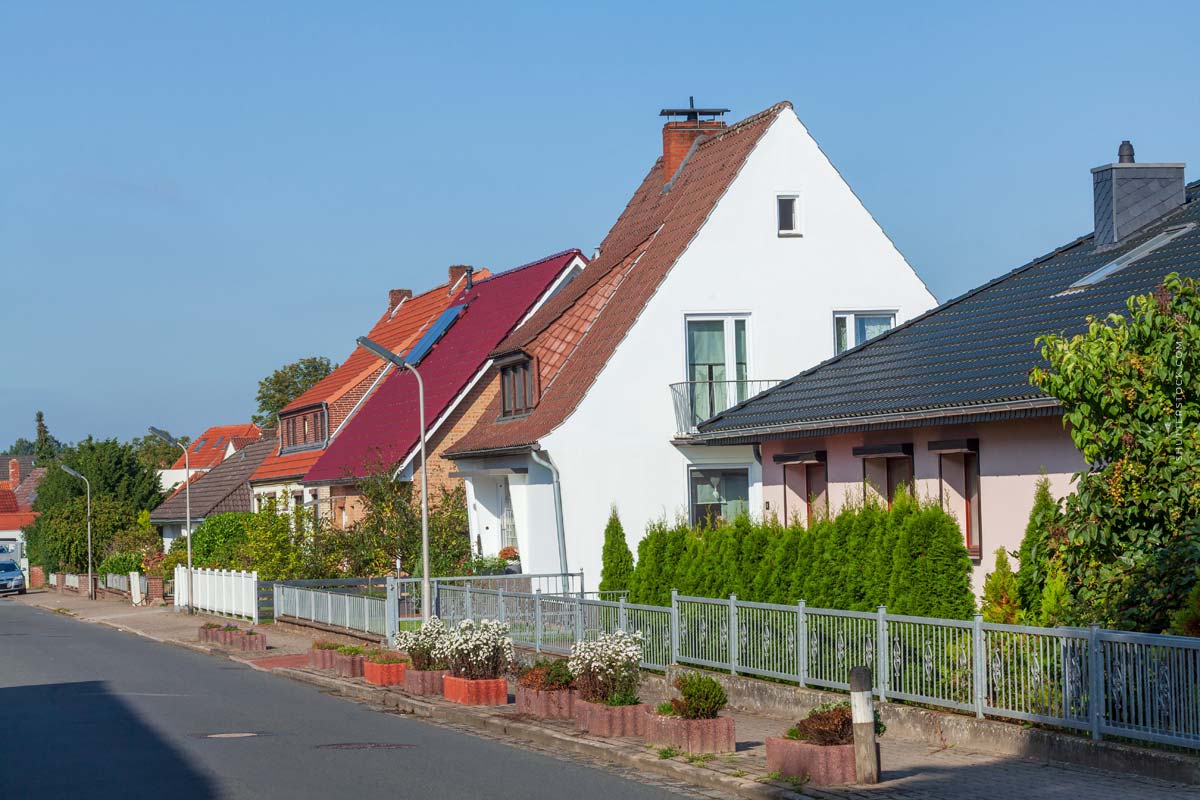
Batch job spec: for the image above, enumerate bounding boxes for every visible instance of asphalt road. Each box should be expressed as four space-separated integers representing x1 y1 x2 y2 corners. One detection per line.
0 601 690 799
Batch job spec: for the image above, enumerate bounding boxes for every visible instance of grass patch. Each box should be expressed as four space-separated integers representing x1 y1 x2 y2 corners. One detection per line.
729 770 747 778
684 753 715 766
657 746 681 759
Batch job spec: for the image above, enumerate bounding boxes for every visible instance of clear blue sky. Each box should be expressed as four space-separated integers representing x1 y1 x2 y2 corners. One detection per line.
3 1 1197 448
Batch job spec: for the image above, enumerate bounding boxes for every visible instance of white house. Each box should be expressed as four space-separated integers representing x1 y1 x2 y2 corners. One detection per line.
446 100 936 587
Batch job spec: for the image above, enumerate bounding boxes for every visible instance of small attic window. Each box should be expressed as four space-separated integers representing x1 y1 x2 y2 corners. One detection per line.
777 194 802 237
500 358 537 418
192 438 207 452
1067 223 1196 290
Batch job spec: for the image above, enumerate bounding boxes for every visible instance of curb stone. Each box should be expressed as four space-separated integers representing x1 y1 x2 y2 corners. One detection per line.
273 667 808 800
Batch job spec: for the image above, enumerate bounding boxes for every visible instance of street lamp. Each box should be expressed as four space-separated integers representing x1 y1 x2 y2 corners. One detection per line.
150 426 192 613
357 335 431 622
59 464 93 599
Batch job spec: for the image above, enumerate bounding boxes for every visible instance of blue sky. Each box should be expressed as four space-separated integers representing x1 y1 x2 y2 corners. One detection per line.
3 1 1197 448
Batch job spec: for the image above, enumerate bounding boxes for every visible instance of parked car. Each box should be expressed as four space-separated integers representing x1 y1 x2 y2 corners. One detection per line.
0 560 26 595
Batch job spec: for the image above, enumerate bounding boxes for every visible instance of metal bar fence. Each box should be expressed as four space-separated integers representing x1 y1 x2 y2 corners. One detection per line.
273 584 386 636
406 583 1200 751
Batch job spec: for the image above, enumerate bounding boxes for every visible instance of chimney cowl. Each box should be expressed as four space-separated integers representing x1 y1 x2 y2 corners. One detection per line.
448 265 474 291
659 98 729 187
1091 141 1186 246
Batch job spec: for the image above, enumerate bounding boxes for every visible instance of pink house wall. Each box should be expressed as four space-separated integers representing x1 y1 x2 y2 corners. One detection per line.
758 415 1083 596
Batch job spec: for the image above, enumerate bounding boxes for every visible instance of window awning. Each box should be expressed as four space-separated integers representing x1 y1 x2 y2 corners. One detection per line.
927 438 979 454
772 450 827 465
448 467 529 479
852 443 913 459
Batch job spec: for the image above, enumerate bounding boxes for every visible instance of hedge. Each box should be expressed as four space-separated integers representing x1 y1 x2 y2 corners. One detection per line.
625 493 975 620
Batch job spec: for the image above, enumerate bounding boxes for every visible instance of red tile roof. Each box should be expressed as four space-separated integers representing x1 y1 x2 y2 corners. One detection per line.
170 423 262 470
0 489 18 514
448 101 789 457
0 511 37 532
303 250 582 483
249 273 488 484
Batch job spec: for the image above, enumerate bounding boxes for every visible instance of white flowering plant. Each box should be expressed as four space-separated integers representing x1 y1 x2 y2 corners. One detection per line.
568 630 643 706
435 618 515 680
392 616 450 671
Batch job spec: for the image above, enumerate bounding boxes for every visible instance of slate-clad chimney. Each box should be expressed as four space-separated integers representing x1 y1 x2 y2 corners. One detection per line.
659 98 729 186
1093 141 1186 246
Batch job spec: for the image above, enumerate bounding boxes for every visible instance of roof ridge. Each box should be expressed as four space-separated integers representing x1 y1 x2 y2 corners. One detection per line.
470 249 582 287
696 100 792 149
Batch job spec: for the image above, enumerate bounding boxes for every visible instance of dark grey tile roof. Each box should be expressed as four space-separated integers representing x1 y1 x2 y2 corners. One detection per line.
150 438 275 523
697 181 1200 440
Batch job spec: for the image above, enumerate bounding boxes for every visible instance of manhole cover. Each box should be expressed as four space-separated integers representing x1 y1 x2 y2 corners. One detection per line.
316 743 417 751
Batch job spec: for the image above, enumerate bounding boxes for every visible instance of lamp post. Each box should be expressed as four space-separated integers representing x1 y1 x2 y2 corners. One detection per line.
149 426 192 613
59 465 93 599
356 335 430 621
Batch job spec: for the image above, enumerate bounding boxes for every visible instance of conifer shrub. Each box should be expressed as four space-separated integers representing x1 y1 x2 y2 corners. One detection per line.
1016 477 1062 621
887 499 975 620
598 507 635 596
981 548 1022 624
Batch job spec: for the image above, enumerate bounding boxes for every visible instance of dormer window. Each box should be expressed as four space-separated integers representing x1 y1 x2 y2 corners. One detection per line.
280 406 327 453
777 194 802 236
500 358 537 418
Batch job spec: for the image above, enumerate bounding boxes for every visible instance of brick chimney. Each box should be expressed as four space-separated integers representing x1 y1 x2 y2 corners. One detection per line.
659 97 729 186
388 288 412 313
448 265 474 290
7 458 18 488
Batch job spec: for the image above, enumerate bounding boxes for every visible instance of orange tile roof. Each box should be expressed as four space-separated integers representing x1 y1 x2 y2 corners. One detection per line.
449 101 789 456
250 448 323 483
0 511 37 531
282 269 491 419
170 423 262 469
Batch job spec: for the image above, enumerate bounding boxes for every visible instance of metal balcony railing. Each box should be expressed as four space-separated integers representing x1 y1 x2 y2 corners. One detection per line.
669 379 782 436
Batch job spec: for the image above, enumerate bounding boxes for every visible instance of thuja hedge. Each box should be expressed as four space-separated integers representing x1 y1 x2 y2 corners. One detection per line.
626 493 975 620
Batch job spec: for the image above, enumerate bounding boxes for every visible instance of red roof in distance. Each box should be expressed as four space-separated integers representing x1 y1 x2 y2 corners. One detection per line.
170 423 262 470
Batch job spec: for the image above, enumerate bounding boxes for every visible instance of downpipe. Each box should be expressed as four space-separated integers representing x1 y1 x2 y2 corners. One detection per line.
529 449 570 592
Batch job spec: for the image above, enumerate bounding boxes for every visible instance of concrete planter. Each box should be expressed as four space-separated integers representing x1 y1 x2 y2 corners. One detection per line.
363 661 407 686
402 668 449 696
198 626 221 643
575 699 648 737
443 676 508 706
515 686 575 719
645 712 736 754
765 737 878 786
333 652 364 678
240 632 267 652
309 647 337 669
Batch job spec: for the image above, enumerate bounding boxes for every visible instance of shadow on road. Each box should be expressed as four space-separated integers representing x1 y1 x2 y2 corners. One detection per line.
7 680 217 798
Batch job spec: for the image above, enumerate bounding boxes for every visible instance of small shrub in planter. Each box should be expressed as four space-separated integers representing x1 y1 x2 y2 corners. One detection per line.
645 673 735 753
516 659 575 719
199 622 221 643
437 619 514 706
569 631 647 736
765 701 884 786
333 645 365 678
363 649 408 686
309 640 342 669
394 617 450 696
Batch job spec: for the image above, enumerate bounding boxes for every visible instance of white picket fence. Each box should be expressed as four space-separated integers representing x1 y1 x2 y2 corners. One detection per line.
174 566 259 623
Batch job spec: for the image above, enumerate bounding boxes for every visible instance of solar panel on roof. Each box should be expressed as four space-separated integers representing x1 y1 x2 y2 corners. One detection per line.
404 305 465 366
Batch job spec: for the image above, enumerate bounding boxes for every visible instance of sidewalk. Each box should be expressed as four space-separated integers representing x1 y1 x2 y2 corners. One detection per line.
11 590 1200 800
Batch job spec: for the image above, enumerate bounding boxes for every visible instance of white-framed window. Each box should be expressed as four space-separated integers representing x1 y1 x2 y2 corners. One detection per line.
833 311 896 355
688 466 750 526
684 314 750 427
777 194 802 236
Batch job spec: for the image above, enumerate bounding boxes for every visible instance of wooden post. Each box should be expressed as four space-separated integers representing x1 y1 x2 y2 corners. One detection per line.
849 665 880 785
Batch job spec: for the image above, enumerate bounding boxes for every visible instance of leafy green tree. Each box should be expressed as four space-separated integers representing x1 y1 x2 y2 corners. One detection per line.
1015 477 1062 621
190 513 253 568
30 496 138 572
981 548 1022 624
32 437 163 514
599 506 635 595
238 498 305 580
252 356 337 426
131 433 191 471
2 438 35 456
1030 273 1200 630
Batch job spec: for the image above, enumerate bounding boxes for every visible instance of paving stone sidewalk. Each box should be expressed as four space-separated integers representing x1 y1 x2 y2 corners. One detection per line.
12 590 1200 800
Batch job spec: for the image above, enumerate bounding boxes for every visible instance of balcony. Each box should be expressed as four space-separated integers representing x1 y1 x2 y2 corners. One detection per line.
670 379 782 436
